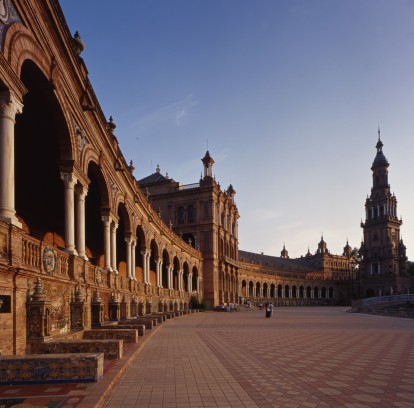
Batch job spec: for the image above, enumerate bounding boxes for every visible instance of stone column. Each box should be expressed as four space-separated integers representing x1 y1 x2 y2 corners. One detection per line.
188 274 192 292
156 258 162 287
131 240 136 280
102 216 112 271
125 236 132 279
146 251 151 284
178 270 183 291
168 265 173 289
142 250 149 284
75 185 88 259
61 173 78 255
0 91 23 227
110 221 118 273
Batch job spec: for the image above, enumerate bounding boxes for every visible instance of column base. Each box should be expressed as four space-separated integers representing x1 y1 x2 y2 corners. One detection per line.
64 247 78 256
0 214 22 229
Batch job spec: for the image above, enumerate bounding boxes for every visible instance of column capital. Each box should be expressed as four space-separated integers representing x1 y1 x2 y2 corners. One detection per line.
125 236 133 244
102 215 111 223
61 172 77 188
0 90 23 120
75 183 88 198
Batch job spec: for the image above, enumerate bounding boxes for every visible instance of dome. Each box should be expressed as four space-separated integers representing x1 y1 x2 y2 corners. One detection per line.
372 132 388 167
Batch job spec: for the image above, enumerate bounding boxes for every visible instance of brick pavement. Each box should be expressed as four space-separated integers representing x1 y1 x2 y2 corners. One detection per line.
1 308 413 407
102 307 414 408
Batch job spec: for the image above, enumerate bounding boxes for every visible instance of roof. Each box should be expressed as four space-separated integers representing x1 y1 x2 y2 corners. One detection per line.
138 172 170 186
238 250 315 271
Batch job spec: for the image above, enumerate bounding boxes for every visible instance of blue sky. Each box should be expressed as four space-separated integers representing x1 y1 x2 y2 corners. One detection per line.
60 0 414 260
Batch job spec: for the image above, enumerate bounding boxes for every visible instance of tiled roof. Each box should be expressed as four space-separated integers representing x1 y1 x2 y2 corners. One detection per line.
138 172 170 186
238 250 314 271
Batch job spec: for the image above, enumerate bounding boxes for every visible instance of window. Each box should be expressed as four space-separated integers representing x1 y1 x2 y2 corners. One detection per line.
188 205 195 223
178 207 184 224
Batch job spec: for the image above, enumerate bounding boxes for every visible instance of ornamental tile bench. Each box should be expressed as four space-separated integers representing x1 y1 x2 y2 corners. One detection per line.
0 353 104 384
151 314 165 323
30 339 123 360
160 312 176 319
83 329 138 343
104 324 146 336
122 318 155 330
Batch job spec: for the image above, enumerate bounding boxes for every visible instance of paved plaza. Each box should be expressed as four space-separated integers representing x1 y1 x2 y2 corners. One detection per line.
1 307 413 408
103 307 414 408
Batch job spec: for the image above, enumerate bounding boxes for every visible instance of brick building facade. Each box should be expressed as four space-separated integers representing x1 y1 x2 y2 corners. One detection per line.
0 0 412 357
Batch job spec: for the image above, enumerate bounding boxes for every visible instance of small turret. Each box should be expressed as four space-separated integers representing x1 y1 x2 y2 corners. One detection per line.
280 244 289 259
202 150 214 179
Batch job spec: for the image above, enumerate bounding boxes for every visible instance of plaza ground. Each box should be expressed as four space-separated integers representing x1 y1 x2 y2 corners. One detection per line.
1 307 414 407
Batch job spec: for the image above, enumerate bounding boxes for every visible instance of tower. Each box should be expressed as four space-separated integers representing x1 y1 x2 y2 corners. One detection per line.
359 131 408 297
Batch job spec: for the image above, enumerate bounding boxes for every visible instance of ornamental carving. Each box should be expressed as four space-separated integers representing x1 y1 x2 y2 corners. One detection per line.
0 91 23 119
43 247 57 275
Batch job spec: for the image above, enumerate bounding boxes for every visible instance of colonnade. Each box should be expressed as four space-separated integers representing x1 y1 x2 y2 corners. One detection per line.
243 283 335 300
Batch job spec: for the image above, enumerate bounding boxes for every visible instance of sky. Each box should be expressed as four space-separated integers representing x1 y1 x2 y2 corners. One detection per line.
59 0 414 260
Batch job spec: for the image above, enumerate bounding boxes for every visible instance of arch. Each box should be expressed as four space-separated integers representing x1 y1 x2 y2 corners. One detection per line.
183 262 189 292
292 285 297 299
134 225 146 282
299 286 304 298
84 161 110 266
256 281 261 298
15 59 72 247
173 256 180 290
116 202 132 276
328 287 334 299
314 286 319 299
149 239 159 286
241 280 247 298
248 281 254 298
321 287 327 299
162 249 170 288
284 285 290 298
306 286 312 298
270 283 276 298
192 266 199 292
278 284 283 298
5 25 76 159
263 282 268 298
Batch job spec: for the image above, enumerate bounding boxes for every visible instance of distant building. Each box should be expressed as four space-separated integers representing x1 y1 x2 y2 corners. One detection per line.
139 152 240 307
139 152 357 307
358 132 409 296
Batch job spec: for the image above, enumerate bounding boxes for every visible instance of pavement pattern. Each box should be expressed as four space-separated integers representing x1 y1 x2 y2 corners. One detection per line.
1 307 413 408
102 307 414 408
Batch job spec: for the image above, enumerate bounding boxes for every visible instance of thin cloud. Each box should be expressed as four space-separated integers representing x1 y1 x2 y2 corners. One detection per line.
131 94 198 130
250 208 283 222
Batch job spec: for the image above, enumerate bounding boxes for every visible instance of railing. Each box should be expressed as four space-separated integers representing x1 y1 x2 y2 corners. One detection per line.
179 183 199 190
22 235 41 272
353 294 414 310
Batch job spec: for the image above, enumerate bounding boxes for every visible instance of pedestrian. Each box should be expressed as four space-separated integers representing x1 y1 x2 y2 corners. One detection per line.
268 303 273 316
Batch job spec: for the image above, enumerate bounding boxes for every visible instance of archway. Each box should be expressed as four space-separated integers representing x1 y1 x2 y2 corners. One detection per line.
162 249 170 288
15 59 71 244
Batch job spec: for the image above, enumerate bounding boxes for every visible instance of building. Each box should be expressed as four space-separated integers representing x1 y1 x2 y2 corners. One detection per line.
0 0 412 358
139 151 240 307
358 132 409 297
0 0 203 356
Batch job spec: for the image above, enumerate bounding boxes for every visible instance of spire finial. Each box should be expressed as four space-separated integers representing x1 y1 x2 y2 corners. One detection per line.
378 125 381 141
